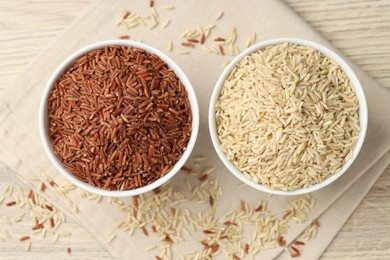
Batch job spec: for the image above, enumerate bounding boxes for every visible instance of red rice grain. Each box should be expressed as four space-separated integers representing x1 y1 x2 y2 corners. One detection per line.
291 246 300 256
214 37 225 42
40 183 46 192
313 219 320 227
232 254 240 260
199 174 208 182
133 196 139 208
6 201 16 206
119 35 130 39
151 225 157 232
223 221 237 226
47 45 192 191
20 236 30 241
181 42 194 48
219 45 225 56
50 217 55 228
123 11 131 19
180 166 193 173
209 195 214 206
291 252 300 258
293 241 305 246
200 34 205 44
32 224 44 231
255 204 263 212
211 243 219 254
283 210 293 219
201 241 210 248
141 227 149 236
67 247 71 254
244 243 249 254
163 234 173 243
278 236 286 247
240 200 245 211
187 39 199 43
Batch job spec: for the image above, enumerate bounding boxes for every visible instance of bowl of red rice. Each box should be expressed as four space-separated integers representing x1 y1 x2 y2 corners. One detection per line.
39 40 199 197
209 37 367 195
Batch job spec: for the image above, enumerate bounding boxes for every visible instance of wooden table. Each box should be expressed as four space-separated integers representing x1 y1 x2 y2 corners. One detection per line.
0 0 389 259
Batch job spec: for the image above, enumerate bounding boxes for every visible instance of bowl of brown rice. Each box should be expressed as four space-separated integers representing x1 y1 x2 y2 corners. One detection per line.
39 40 199 197
209 37 367 195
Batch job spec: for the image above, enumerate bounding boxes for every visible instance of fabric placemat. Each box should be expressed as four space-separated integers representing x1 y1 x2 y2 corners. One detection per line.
0 0 389 259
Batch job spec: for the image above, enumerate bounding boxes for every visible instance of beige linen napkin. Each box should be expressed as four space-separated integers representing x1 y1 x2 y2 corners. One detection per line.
1 0 389 259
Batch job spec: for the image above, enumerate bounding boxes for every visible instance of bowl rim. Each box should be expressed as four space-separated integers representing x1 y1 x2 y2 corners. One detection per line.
208 37 368 196
39 39 199 197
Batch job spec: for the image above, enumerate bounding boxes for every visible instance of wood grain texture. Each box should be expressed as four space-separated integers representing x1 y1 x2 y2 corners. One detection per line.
0 0 389 259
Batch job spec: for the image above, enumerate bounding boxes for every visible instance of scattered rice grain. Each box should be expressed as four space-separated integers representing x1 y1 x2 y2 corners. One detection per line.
26 241 31 252
20 236 30 241
108 233 116 244
164 5 175 10
161 20 171 29
146 245 157 251
178 50 190 55
215 12 224 21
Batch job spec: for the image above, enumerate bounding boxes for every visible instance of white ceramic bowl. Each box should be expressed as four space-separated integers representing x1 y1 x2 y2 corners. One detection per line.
209 37 368 196
39 40 199 197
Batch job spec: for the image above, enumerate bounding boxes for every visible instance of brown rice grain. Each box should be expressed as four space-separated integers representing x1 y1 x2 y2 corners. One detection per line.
161 20 170 29
108 233 116 244
150 21 159 29
178 50 190 55
215 42 359 191
26 241 32 252
215 12 224 21
163 5 175 10
146 245 157 251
